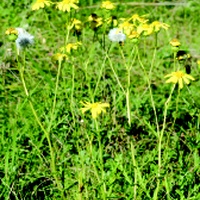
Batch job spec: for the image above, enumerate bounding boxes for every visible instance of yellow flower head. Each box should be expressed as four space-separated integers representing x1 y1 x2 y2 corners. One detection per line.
32 0 52 10
71 18 82 30
165 71 195 89
101 1 115 10
88 14 103 29
56 0 79 12
137 23 153 36
5 28 18 35
119 21 134 36
105 16 118 27
80 101 110 119
128 14 148 24
170 39 181 47
52 53 68 62
128 30 140 39
151 21 170 32
60 42 82 54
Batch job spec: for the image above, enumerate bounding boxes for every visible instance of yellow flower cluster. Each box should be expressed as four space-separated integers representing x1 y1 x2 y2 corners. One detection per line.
60 42 82 54
118 14 170 39
31 0 79 12
53 42 81 62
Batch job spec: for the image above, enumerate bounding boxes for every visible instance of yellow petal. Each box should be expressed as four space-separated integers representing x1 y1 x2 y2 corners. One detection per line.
184 74 195 81
91 110 97 119
165 76 177 84
164 73 173 78
101 103 110 108
183 76 190 85
80 107 90 114
178 78 183 89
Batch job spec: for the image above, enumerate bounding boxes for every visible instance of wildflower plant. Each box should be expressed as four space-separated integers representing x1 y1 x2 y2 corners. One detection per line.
3 1 199 200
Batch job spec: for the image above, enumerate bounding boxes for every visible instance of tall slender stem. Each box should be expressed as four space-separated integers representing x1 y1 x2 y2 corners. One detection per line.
136 45 159 134
17 52 62 194
154 84 175 200
48 60 62 132
131 141 137 200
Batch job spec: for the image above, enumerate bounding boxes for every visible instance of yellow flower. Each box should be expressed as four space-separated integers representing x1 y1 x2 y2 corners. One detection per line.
105 16 118 27
151 21 170 32
165 71 195 89
56 0 79 12
60 42 82 53
119 21 134 36
52 53 68 62
88 14 103 29
5 28 18 35
197 60 200 66
170 39 181 47
128 14 148 24
71 18 82 30
128 30 140 39
80 101 110 119
32 0 52 10
137 23 153 36
101 1 115 10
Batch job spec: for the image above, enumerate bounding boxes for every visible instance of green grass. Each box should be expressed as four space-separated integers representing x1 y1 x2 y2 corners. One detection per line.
1 1 200 199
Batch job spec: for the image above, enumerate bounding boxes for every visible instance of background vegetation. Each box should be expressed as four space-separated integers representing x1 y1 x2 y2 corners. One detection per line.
0 0 200 199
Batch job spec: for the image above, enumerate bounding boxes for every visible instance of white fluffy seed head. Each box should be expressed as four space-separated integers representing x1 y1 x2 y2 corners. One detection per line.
15 28 34 50
108 28 126 42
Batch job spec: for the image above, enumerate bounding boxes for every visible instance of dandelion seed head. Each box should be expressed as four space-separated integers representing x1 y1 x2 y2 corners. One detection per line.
108 28 126 42
15 28 34 50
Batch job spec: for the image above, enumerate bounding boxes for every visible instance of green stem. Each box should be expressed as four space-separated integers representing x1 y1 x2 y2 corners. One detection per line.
131 141 137 200
18 52 62 194
94 119 106 200
172 87 180 129
154 84 175 199
105 52 125 94
173 51 176 71
48 60 62 132
93 56 107 99
136 45 159 134
120 48 132 126
71 64 75 124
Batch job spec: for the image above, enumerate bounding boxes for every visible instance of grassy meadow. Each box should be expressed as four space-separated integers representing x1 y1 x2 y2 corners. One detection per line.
1 0 200 199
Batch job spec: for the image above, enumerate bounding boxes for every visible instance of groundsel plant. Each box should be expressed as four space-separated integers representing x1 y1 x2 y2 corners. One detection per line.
5 26 64 195
4 2 198 199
